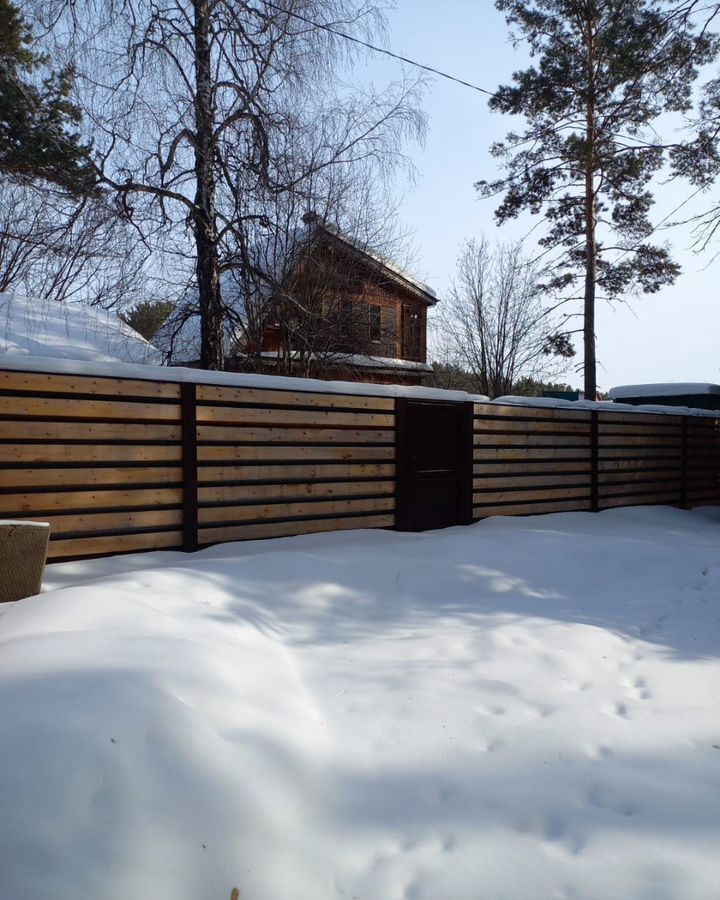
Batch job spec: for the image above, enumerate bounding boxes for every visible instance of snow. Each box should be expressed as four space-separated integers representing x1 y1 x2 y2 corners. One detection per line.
493 394 720 418
609 383 720 398
0 352 489 402
0 506 719 900
0 293 162 366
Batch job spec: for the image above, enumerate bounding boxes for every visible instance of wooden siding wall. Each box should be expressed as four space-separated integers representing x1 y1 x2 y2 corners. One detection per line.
473 402 720 519
0 367 717 563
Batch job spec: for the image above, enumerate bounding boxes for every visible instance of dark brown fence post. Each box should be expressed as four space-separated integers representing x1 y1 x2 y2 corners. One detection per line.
180 382 198 552
680 415 689 509
461 401 475 525
590 410 599 512
394 397 409 531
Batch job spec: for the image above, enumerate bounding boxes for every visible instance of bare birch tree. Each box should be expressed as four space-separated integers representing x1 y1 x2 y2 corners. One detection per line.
440 238 574 398
29 0 424 370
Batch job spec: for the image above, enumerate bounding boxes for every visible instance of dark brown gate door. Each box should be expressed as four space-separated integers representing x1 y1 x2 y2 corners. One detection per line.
396 399 474 532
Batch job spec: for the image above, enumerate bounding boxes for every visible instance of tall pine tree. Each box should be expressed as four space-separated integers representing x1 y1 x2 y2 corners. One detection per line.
0 0 95 195
478 0 713 397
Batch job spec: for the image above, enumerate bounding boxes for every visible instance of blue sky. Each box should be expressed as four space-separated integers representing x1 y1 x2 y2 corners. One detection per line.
357 0 720 391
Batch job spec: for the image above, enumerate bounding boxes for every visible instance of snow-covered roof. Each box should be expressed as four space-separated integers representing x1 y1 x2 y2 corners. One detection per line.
0 293 162 366
315 223 439 304
608 383 720 399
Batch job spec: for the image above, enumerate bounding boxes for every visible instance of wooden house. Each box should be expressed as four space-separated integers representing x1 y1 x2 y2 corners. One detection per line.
158 222 438 385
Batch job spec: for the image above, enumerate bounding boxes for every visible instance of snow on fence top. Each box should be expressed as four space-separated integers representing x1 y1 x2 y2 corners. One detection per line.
492 394 719 418
0 350 486 403
608 382 720 398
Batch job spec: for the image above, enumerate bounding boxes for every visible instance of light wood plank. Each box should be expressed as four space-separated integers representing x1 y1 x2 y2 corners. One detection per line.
598 423 683 436
474 403 590 421
0 395 180 421
473 474 590 490
474 486 589 504
30 508 184 535
599 495 678 510
597 435 682 448
598 481 682 498
196 404 393 428
597 447 682 459
199 496 394 525
0 370 180 399
0 444 182 464
198 514 394 545
473 461 591 475
196 384 394 410
197 425 394 444
474 448 591 462
473 499 591 517
598 458 682 472
47 530 183 559
0 421 181 442
198 462 395 483
199 480 394 505
0 466 182 489
473 419 590 435
0 487 183 513
598 469 681 485
475 433 590 448
599 411 683 426
197 445 394 463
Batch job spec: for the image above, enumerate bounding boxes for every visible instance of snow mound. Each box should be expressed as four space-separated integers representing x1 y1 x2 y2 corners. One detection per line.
0 293 162 365
0 506 719 900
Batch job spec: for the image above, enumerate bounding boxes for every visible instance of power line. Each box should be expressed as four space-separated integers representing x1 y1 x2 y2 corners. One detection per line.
264 1 497 97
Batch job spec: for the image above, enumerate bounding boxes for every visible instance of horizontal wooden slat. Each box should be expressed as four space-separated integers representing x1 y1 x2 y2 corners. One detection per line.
196 445 394 463
474 486 589 504
0 444 182 464
0 466 183 489
29 508 184 535
597 435 682 447
199 480 394 505
198 463 395 483
0 396 180 421
474 419 590 434
474 499 591 517
474 403 591 421
473 461 591 475
0 421 181 442
598 481 682 498
598 412 683 426
47 530 183 559
198 496 394 525
473 474 590 490
0 370 180 399
599 495 679 509
598 469 682 485
474 448 591 462
598 423 683 436
198 514 394 545
598 458 682 472
474 434 590 448
197 405 393 428
197 425 394 445
196 384 394 410
598 447 682 459
0 487 182 513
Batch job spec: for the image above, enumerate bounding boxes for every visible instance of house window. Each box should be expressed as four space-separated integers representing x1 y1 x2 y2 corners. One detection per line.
339 299 353 341
369 304 381 343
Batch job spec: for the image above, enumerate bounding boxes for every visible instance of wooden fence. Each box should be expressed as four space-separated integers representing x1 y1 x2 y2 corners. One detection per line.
0 364 717 561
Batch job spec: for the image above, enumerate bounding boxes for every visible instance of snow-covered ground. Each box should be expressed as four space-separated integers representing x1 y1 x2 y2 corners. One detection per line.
1 506 719 900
